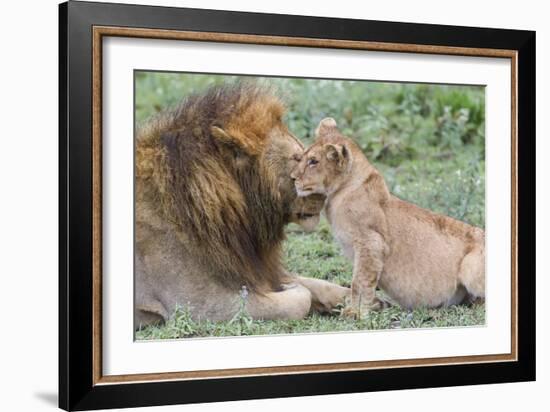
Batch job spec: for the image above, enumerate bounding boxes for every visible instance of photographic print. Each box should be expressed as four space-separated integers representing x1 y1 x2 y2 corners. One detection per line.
60 3 535 408
134 72 486 340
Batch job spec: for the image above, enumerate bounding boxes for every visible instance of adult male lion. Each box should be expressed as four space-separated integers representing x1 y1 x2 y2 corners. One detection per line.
135 83 348 328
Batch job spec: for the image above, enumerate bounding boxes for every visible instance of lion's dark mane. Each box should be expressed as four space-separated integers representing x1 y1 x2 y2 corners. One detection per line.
136 82 292 292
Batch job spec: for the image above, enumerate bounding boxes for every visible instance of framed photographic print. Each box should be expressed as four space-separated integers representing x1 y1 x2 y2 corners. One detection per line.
59 1 535 410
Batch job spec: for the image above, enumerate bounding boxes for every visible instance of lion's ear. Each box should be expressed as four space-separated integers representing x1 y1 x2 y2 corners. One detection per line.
325 143 348 167
315 117 338 139
211 126 260 156
211 126 234 144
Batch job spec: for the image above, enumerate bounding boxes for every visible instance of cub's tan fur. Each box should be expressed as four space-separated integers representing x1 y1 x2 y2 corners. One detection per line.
135 84 348 328
292 118 485 316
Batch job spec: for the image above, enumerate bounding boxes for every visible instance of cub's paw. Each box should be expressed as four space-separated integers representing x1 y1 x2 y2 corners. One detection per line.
341 306 360 319
369 298 392 311
341 298 392 319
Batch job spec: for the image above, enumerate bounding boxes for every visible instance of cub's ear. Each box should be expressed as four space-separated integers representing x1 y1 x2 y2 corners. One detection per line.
314 117 338 139
325 143 348 167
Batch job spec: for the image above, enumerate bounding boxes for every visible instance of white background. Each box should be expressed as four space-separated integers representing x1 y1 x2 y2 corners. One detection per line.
0 0 546 411
103 37 511 376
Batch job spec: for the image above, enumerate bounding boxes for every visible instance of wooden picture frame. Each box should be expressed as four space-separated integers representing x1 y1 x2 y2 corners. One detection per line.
59 1 535 410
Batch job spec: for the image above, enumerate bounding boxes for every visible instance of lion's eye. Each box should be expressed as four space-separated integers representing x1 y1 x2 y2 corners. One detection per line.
307 158 318 167
292 154 302 162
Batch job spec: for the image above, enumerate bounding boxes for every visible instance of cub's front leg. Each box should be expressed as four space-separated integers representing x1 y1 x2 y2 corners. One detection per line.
343 231 389 318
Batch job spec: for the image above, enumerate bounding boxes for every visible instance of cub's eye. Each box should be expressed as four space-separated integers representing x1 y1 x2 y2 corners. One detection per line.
307 158 318 167
291 154 302 162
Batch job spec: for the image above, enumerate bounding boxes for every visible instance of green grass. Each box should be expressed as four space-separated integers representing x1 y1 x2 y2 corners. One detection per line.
136 302 485 340
135 72 486 340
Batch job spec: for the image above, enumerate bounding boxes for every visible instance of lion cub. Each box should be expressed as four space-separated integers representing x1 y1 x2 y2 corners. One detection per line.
291 118 485 316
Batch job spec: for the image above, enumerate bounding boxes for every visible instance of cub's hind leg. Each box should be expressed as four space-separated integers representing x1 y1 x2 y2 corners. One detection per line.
458 243 485 301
